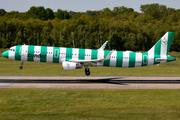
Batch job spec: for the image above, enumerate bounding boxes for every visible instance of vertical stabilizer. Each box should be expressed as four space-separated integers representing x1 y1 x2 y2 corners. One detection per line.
148 32 175 56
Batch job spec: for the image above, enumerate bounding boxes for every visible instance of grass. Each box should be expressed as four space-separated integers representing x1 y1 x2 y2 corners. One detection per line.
0 89 180 120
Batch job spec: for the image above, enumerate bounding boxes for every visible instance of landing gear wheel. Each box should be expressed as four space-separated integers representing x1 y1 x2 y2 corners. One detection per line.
20 61 24 70
85 68 90 76
19 66 23 70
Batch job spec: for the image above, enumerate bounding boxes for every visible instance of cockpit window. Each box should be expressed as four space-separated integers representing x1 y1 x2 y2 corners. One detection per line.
9 49 15 52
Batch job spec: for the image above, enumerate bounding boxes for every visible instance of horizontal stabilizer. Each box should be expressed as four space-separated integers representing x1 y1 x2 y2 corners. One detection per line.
155 58 175 62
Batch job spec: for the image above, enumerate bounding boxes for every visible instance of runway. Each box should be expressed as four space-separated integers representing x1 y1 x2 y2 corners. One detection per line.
0 76 180 89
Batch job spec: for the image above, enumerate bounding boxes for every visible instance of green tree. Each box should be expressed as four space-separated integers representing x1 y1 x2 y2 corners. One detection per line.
113 6 134 14
36 6 47 20
55 9 71 20
140 3 175 20
103 8 112 16
0 9 6 16
46 8 55 20
42 21 53 46
27 6 47 20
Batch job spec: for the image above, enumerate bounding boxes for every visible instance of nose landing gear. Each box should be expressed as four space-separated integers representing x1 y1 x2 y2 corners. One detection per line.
20 61 24 70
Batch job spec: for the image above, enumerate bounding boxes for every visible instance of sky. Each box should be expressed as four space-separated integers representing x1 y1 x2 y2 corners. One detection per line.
1 0 180 13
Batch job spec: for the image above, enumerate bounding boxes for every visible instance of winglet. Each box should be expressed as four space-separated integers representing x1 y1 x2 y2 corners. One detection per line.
99 40 108 50
103 49 114 60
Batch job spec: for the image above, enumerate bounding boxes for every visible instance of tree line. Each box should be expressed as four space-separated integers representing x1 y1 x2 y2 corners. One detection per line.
1 3 180 51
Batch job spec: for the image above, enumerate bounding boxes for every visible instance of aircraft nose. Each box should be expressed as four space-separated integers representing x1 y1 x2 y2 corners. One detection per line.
2 50 8 58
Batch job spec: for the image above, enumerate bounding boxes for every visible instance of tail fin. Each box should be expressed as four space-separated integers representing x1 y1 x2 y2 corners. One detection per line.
148 32 175 56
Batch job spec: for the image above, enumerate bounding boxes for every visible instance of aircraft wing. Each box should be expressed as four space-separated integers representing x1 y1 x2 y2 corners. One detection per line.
98 40 108 50
69 50 114 65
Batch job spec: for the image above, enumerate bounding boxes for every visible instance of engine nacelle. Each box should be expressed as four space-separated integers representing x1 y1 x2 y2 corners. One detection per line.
62 61 82 71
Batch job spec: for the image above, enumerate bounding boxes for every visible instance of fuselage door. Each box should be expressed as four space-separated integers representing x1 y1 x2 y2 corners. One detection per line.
143 55 148 64
54 49 59 58
19 47 24 56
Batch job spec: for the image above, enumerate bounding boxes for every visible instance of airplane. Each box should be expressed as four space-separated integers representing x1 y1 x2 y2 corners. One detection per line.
2 32 176 76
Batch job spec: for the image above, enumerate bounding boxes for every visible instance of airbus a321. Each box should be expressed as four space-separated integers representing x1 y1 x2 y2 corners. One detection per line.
2 32 176 76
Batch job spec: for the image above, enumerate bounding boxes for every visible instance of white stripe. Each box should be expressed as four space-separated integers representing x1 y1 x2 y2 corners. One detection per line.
21 45 28 61
161 33 168 56
85 49 91 60
160 55 167 64
148 46 154 65
135 53 142 67
72 48 79 60
97 50 103 66
160 33 168 64
110 51 117 67
9 46 15 60
122 52 129 68
60 47 66 62
47 47 53 63
34 46 41 62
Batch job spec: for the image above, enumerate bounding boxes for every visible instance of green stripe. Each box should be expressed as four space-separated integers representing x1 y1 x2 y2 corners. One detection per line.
40 46 47 62
167 32 175 55
78 49 85 60
154 39 161 64
91 49 98 60
15 45 22 61
141 52 148 66
116 51 123 67
103 50 110 66
129 52 136 67
167 56 175 62
53 47 60 63
27 45 34 62
66 48 73 61
7 50 9 59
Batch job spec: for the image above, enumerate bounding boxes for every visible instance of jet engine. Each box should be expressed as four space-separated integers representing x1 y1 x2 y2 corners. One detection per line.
62 61 82 71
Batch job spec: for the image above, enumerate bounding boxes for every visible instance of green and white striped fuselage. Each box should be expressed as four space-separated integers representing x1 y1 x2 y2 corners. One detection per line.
2 32 176 75
6 45 175 68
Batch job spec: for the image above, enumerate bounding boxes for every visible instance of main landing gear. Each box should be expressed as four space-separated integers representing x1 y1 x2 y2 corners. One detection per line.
19 61 24 70
85 68 90 76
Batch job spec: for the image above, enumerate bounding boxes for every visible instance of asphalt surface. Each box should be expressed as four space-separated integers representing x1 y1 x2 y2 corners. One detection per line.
0 76 180 89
